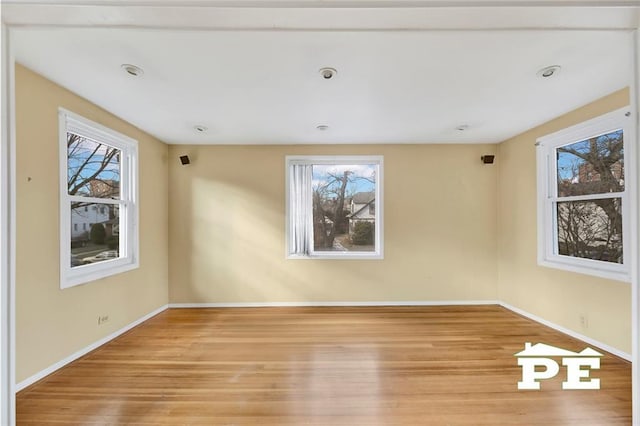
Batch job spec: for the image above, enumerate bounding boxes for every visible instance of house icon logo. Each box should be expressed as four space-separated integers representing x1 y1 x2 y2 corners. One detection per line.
514 342 603 390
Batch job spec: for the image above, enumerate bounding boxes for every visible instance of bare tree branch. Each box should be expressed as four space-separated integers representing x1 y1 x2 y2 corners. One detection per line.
67 133 119 196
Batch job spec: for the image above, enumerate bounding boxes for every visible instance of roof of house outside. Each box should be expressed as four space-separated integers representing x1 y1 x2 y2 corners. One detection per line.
348 197 375 218
352 191 375 204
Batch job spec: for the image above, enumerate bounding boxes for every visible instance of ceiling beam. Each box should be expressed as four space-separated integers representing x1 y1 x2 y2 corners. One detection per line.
2 1 640 7
2 3 639 30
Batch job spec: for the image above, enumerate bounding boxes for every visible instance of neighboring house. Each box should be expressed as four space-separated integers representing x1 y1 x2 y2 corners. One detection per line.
71 180 120 241
71 204 110 239
347 191 375 234
578 161 623 185
559 161 624 197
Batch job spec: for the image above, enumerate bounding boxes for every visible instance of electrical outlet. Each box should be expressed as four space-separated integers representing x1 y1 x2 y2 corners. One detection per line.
579 313 589 329
97 315 109 325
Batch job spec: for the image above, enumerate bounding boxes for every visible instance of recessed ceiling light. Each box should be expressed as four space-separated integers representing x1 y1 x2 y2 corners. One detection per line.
316 125 329 131
319 67 337 80
537 65 561 78
456 124 469 131
194 125 208 133
121 64 144 77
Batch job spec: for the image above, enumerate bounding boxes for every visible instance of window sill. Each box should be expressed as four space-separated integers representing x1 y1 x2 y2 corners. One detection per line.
61 259 139 289
538 257 630 283
287 253 383 260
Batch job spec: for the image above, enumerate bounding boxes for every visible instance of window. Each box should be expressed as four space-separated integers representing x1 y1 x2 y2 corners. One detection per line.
536 107 632 282
286 156 383 259
59 109 139 288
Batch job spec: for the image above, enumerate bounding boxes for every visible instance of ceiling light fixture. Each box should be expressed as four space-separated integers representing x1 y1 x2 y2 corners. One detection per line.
319 67 337 80
194 125 208 133
537 65 561 78
316 125 329 131
121 64 144 77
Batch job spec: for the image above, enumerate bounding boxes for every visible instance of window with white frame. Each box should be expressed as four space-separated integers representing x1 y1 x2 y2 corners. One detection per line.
287 156 383 259
536 107 633 282
59 109 139 288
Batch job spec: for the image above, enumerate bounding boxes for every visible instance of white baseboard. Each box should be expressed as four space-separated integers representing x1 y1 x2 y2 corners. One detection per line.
170 300 630 361
499 301 631 361
16 304 169 392
16 300 630 392
169 300 501 308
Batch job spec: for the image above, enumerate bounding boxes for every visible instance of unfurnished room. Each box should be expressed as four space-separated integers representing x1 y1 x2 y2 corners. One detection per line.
1 1 640 425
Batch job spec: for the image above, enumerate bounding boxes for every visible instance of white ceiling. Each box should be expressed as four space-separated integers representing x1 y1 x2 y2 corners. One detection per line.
6 2 637 145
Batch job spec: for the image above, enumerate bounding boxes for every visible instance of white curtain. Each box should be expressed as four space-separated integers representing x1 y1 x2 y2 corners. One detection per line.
289 163 313 255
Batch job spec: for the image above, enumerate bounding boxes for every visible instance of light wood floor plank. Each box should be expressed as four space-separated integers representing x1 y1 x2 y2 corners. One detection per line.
17 305 631 425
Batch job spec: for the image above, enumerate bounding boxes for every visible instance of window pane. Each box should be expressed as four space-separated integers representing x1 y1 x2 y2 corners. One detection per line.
67 132 121 199
70 202 120 267
312 164 376 252
556 198 622 264
556 129 624 197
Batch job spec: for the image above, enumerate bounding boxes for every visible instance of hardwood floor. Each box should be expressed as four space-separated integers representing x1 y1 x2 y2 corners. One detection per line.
17 305 631 425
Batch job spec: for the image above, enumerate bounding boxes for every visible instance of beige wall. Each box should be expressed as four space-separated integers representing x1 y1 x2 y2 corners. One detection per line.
497 88 631 354
168 144 498 304
15 65 169 382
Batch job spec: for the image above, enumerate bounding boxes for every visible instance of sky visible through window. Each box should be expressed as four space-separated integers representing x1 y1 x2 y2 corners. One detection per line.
67 132 121 198
312 164 376 195
556 129 623 183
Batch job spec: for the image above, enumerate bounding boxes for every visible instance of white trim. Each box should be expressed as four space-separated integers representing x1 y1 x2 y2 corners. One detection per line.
61 107 137 147
536 107 633 282
2 1 639 8
0 23 16 426
500 302 631 361
287 155 384 165
8 31 16 426
169 300 500 308
548 192 624 203
59 108 140 289
0 24 7 426
631 27 640 426
538 258 631 283
15 304 168 392
285 155 384 259
536 108 630 149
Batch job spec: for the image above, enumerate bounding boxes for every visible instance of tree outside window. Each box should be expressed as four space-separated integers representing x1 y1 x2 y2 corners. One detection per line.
536 107 631 281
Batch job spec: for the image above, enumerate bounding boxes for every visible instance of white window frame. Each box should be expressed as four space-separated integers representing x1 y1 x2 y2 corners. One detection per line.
536 107 634 282
286 155 384 260
59 108 139 289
